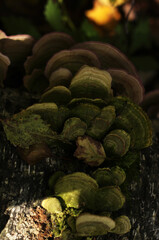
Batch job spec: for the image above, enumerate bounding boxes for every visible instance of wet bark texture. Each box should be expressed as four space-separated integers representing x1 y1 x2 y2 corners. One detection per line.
0 89 159 240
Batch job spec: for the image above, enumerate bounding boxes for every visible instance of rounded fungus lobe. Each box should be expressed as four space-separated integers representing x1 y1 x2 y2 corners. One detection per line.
86 105 116 139
111 215 131 235
54 172 98 209
26 102 58 125
141 90 159 119
70 103 101 126
40 85 72 105
0 52 10 87
111 97 152 149
68 97 107 108
76 213 115 236
23 69 49 94
111 166 126 185
61 117 87 141
0 30 7 38
48 171 65 190
44 49 101 78
103 129 131 157
41 197 62 214
72 41 138 77
26 102 69 131
108 69 144 104
25 32 75 74
92 166 126 187
49 68 72 88
69 65 112 100
0 31 34 64
95 186 125 212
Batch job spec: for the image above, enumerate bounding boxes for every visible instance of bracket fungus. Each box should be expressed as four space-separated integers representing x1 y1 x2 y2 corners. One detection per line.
0 30 34 65
2 63 152 166
141 90 159 119
76 213 116 236
1 31 153 239
103 129 131 157
54 172 98 209
95 186 125 212
41 197 62 214
92 166 126 187
69 65 112 100
110 215 131 235
41 171 130 238
0 52 10 87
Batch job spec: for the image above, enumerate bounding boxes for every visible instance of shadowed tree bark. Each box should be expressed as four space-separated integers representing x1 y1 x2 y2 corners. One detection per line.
0 89 159 240
0 130 159 239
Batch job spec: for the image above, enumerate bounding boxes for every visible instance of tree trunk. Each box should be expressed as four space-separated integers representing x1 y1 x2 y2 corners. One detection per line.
0 123 159 239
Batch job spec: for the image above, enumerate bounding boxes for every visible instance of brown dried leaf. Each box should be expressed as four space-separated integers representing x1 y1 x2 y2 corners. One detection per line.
74 135 106 166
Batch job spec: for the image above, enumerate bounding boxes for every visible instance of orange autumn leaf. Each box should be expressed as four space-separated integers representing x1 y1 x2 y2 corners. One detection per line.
98 0 128 7
85 0 121 26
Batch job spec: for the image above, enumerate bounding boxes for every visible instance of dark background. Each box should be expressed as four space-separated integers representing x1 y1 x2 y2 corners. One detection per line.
0 0 159 94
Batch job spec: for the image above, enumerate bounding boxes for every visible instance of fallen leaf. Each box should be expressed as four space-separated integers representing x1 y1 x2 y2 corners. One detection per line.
74 135 106 166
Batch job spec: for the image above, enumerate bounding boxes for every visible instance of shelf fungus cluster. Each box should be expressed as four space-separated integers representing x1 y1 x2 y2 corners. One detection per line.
41 170 131 238
2 64 152 166
22 32 144 104
0 32 153 238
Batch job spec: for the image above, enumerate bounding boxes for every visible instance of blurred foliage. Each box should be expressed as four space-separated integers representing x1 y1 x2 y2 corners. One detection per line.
98 0 128 6
1 16 41 39
110 19 159 71
44 0 65 32
129 19 151 54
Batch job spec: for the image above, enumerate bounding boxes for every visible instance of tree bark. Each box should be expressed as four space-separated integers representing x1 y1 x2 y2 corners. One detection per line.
0 124 159 239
